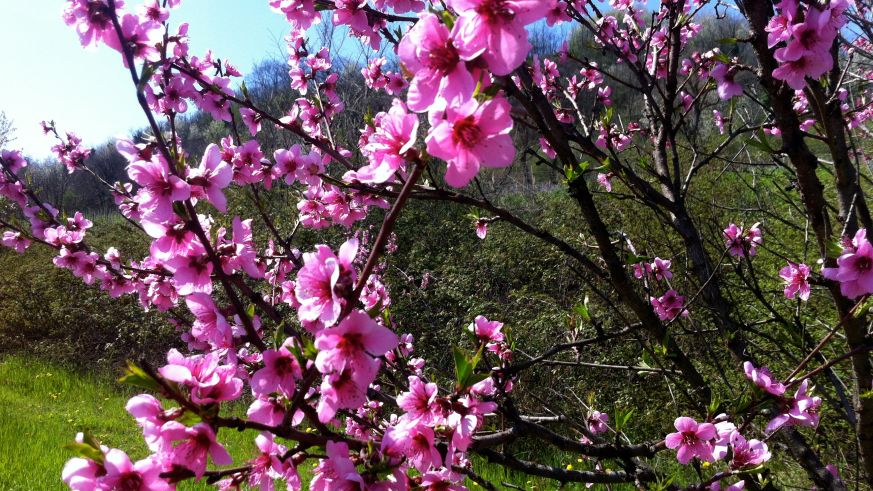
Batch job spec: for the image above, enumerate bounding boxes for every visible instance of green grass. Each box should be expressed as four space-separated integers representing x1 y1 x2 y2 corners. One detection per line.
0 354 812 491
0 354 605 490
0 355 262 490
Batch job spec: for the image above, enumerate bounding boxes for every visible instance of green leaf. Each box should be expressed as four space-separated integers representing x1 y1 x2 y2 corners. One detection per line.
119 360 161 391
854 295 873 319
176 410 203 426
614 408 635 432
718 37 738 44
64 442 105 463
453 347 471 390
440 10 455 30
573 301 591 323
240 80 250 100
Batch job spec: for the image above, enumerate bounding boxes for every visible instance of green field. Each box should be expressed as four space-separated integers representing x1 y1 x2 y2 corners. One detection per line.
0 355 263 490
0 355 582 490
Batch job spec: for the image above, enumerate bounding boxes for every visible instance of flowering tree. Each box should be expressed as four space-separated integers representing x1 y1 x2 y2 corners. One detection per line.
4 0 873 489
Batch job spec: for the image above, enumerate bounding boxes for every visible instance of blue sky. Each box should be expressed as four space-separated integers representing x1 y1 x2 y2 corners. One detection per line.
0 1 293 158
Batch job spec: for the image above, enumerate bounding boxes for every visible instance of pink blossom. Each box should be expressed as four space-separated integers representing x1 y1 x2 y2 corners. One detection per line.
397 13 485 113
743 361 786 396
650 289 688 321
710 63 743 100
251 342 302 398
188 143 233 212
665 416 716 464
62 0 120 47
650 257 673 281
426 96 515 188
588 411 609 435
159 422 232 478
295 239 358 326
382 420 442 472
359 99 419 183
240 107 262 136
779 261 811 301
723 223 762 257
597 172 614 192
158 349 243 404
126 394 168 451
475 219 488 239
822 229 873 299
450 0 553 75
766 379 821 433
164 248 213 296
315 310 399 378
468 315 504 344
127 155 190 225
729 432 770 469
99 449 171 491
62 456 102 491
1 231 31 253
310 441 364 491
713 110 726 134
104 13 162 65
397 375 440 425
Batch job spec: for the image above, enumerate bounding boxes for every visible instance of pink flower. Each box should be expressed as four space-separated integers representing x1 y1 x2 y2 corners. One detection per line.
650 289 688 321
468 315 504 344
710 63 743 100
104 13 162 66
475 219 488 239
250 342 302 398
99 449 171 491
165 248 213 296
240 107 262 136
450 0 553 75
650 257 672 281
766 379 821 433
295 239 358 326
729 432 770 469
822 229 873 299
62 0 119 47
359 100 419 183
723 223 762 257
127 155 190 225
597 172 614 192
62 457 102 491
158 349 243 404
743 361 786 396
315 310 399 378
426 96 515 188
588 411 609 435
398 13 485 112
382 420 442 472
779 261 811 301
397 375 440 425
1 231 30 253
188 143 233 212
713 110 726 134
159 422 232 478
665 416 716 464
310 441 364 491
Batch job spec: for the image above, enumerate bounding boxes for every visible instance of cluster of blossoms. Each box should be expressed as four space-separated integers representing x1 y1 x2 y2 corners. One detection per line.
662 361 825 489
2 0 870 489
724 223 763 258
767 0 848 89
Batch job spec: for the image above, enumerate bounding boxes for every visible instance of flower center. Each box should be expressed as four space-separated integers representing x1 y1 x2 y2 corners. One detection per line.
452 116 483 148
476 0 515 24
428 41 460 73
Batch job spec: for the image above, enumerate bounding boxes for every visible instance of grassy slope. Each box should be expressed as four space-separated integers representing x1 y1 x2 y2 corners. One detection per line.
0 355 265 490
0 355 620 490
